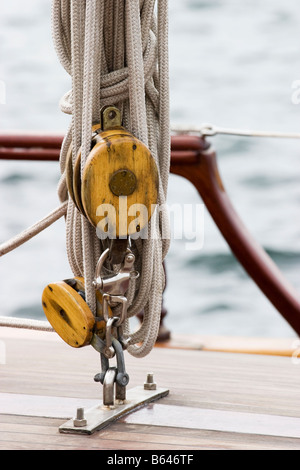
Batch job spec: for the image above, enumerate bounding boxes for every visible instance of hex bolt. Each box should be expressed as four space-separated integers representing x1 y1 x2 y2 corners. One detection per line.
144 373 157 390
73 408 87 427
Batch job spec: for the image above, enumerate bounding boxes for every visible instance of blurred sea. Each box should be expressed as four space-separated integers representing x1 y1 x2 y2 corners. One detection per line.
0 0 299 338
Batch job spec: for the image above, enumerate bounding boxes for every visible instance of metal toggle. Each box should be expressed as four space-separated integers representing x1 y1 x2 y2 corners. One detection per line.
93 247 138 358
94 338 129 406
93 247 137 296
92 246 137 408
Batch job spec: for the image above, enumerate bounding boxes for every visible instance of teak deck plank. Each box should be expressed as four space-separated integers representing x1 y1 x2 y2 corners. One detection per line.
0 327 300 450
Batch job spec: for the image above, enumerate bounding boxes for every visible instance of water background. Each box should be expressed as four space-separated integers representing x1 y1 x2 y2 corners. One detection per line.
0 0 300 338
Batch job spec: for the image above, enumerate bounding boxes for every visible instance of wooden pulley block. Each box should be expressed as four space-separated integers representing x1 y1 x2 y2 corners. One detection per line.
67 106 159 238
66 123 102 214
42 277 112 348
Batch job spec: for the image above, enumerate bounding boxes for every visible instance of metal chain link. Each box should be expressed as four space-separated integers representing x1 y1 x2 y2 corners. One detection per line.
92 246 137 406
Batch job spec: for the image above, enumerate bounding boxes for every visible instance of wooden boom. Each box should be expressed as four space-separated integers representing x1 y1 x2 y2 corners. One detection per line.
171 135 300 336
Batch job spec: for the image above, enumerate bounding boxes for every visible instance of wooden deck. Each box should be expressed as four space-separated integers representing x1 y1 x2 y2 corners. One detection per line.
1 326 300 450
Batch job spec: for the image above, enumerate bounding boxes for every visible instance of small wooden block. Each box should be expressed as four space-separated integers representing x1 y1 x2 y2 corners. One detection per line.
42 281 95 348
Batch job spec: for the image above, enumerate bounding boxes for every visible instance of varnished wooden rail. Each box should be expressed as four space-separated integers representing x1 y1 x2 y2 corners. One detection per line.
170 135 300 336
1 133 300 336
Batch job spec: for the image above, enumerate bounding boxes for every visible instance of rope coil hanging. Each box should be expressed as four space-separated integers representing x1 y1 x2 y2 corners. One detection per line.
52 0 171 358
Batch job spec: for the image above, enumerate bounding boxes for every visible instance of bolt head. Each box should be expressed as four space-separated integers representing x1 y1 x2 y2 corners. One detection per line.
144 373 157 390
144 382 157 390
73 408 87 427
73 418 87 427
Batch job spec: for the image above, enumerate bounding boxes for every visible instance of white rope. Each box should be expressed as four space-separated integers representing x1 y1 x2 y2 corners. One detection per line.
171 123 300 139
52 0 171 358
0 316 53 332
0 201 67 257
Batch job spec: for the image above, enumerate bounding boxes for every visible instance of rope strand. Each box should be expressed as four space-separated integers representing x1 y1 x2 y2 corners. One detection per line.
0 202 67 258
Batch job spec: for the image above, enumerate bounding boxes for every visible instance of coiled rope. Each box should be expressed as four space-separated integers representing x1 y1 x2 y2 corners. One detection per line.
51 0 171 358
